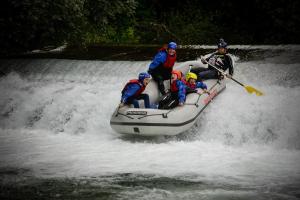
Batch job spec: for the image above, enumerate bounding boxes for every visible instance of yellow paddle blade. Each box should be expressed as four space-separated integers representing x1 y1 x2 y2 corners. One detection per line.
244 85 264 96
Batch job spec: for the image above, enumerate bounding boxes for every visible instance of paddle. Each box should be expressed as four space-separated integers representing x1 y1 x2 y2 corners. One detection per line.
201 56 264 96
188 65 192 73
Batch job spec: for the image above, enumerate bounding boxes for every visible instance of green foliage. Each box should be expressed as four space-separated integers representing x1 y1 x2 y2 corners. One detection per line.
77 0 139 45
1 0 299 55
0 0 86 54
84 0 137 29
134 0 300 45
0 0 138 54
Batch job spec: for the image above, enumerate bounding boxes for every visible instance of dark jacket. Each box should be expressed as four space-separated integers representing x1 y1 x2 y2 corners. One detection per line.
205 52 234 75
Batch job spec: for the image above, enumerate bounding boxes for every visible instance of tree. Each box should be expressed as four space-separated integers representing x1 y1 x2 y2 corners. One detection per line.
0 0 86 54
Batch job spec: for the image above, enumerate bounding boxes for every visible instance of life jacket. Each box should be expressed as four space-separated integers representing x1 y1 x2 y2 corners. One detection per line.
122 79 145 97
170 80 180 92
185 82 196 90
158 48 177 69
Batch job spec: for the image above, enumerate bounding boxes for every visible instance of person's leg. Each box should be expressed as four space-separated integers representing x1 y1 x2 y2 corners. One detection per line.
191 67 208 74
198 70 219 80
159 92 179 109
136 94 150 108
158 93 172 109
169 92 179 109
132 99 140 108
167 99 179 109
191 67 209 81
163 94 179 109
152 73 166 95
157 79 166 95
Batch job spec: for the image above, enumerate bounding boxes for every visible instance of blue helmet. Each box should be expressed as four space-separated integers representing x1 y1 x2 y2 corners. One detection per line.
138 72 151 82
168 42 177 50
217 38 227 49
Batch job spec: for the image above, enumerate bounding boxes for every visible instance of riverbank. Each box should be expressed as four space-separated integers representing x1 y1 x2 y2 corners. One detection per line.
2 45 211 61
2 44 300 62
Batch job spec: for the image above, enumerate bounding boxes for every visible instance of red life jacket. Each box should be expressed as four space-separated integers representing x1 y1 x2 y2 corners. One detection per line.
158 48 177 69
170 80 179 92
185 82 196 90
122 79 145 97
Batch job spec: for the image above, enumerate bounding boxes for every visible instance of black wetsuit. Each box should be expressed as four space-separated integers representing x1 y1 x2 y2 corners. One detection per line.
191 52 234 81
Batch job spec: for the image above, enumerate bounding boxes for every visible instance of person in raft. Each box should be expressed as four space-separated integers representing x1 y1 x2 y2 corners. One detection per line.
184 72 210 94
119 72 151 108
148 42 177 95
191 38 234 81
158 70 186 109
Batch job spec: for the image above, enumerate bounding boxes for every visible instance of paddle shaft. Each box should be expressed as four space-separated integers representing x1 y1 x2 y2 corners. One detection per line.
201 56 263 96
201 57 245 86
229 76 245 87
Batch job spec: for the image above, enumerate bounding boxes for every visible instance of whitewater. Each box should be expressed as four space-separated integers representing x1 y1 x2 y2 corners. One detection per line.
0 47 300 199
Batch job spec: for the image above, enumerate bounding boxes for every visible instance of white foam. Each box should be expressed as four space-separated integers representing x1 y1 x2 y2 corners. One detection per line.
180 44 300 50
0 58 299 186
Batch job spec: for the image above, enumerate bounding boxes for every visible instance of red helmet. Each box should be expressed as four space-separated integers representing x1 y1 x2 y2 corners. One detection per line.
172 70 182 80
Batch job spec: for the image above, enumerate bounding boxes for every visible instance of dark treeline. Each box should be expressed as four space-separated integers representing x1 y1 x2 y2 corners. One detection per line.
0 0 299 55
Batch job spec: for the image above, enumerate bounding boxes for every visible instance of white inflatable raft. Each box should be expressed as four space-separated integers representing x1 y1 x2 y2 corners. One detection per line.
110 60 228 136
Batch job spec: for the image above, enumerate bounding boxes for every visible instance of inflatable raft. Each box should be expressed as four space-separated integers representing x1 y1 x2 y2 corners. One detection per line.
110 60 228 136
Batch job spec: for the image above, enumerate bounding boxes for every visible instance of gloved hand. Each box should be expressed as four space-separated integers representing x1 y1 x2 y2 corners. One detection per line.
226 74 232 79
203 89 210 95
196 89 203 95
219 74 224 80
201 57 207 64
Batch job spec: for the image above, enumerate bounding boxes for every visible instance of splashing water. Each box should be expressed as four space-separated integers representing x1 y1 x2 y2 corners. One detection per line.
0 48 300 199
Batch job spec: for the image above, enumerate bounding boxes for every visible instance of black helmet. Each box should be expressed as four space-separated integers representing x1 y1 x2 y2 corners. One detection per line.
217 38 227 49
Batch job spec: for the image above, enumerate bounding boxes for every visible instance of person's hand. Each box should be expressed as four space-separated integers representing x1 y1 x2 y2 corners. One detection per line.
197 89 210 95
178 102 184 106
196 89 203 94
226 74 232 79
203 89 210 95
201 57 206 64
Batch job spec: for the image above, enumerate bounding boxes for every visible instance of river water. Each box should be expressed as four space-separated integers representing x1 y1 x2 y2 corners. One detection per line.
0 46 300 199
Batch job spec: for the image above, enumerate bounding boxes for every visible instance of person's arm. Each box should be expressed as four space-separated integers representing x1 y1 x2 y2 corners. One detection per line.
148 51 167 72
195 82 209 94
177 81 186 105
201 52 216 64
121 84 140 103
196 81 207 90
226 55 234 76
